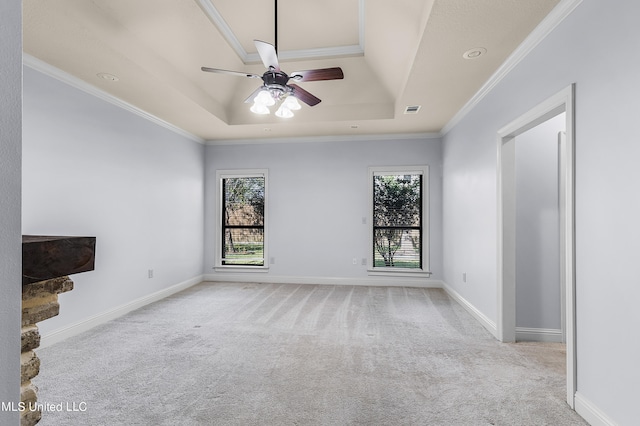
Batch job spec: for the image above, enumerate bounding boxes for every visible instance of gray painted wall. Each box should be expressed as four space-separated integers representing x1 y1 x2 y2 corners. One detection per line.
515 113 564 331
204 138 443 281
0 0 22 423
22 66 205 337
443 0 640 423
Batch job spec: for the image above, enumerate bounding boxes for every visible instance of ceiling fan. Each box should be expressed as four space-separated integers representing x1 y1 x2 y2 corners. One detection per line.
200 1 344 118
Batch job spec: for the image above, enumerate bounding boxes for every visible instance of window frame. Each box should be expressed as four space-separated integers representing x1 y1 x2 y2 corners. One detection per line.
215 169 268 271
368 165 430 276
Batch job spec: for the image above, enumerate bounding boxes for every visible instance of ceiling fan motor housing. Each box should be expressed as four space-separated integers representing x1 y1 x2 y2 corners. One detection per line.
263 70 289 86
262 70 291 99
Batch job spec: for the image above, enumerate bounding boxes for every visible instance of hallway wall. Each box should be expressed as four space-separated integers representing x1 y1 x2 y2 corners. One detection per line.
443 0 640 423
0 0 22 423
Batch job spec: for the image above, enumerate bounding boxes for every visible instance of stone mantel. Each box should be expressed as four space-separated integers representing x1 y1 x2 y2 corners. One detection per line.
22 235 96 285
21 235 96 425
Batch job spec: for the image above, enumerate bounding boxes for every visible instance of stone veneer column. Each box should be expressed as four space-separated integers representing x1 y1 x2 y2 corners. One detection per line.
20 276 73 426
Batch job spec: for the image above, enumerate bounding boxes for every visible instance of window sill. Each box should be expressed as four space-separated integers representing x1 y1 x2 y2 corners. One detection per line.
367 269 432 278
214 266 269 273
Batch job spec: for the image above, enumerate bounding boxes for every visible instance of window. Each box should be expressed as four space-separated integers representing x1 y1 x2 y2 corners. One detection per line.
369 166 429 273
217 170 267 268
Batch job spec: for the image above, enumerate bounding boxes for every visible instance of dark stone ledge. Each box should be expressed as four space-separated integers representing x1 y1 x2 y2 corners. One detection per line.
22 236 96 285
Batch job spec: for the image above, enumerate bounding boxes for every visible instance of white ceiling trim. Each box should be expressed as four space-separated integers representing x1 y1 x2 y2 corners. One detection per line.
441 0 583 135
23 54 205 144
197 0 365 64
248 43 364 63
206 132 441 146
196 0 248 61
23 56 439 147
23 54 440 147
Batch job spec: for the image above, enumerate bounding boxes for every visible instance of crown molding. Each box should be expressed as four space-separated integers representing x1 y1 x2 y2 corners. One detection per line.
23 54 205 144
441 0 583 135
247 44 364 63
195 0 248 61
206 132 442 146
197 0 365 64
23 54 438 147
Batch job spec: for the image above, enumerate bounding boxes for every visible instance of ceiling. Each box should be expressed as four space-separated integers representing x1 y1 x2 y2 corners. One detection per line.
22 0 561 142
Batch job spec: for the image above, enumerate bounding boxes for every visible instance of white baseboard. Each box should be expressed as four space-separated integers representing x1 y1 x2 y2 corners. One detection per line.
575 392 619 426
440 281 498 339
515 327 564 343
203 273 443 288
40 275 204 348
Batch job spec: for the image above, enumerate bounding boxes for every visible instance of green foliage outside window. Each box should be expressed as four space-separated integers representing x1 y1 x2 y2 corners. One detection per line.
223 176 265 266
373 174 421 268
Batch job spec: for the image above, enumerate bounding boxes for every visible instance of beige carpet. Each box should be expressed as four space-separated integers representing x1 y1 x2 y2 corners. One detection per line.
35 282 587 425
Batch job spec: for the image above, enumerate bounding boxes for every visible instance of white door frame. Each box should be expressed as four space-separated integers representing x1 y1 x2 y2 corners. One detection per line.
496 84 576 408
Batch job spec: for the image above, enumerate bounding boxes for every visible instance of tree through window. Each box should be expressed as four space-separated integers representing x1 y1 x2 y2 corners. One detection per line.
371 167 428 270
220 173 266 266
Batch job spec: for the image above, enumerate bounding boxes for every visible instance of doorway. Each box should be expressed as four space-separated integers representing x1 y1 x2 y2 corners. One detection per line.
515 113 565 343
496 85 576 408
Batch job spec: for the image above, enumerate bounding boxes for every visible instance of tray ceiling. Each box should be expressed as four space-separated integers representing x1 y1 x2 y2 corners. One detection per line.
23 0 561 142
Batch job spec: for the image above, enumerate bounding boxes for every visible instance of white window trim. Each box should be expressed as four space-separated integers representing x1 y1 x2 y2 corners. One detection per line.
368 165 431 276
215 169 268 271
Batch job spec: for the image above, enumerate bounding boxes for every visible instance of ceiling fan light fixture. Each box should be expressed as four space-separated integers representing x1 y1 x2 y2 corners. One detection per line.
282 96 301 111
275 105 294 118
250 103 270 115
254 90 276 106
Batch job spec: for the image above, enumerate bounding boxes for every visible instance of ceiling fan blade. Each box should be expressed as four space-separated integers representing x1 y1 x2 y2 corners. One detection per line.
201 67 261 79
289 84 321 107
290 67 344 82
254 40 280 71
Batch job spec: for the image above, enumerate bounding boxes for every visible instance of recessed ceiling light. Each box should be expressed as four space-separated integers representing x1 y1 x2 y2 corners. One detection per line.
463 47 487 59
97 72 119 82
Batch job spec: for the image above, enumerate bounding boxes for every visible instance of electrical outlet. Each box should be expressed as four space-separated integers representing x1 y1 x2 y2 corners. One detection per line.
352 258 357 265
462 272 467 283
148 269 154 279
361 258 367 266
